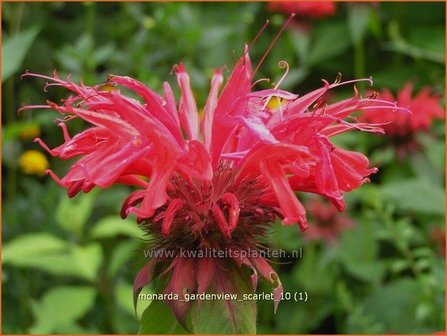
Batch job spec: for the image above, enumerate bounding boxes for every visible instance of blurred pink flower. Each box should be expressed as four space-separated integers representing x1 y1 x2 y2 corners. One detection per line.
305 197 355 244
362 82 443 137
268 1 336 19
21 46 396 325
361 83 443 158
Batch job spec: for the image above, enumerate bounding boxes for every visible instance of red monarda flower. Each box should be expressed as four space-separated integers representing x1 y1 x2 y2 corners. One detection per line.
21 45 397 327
362 82 444 137
305 197 355 244
361 82 443 159
268 1 336 19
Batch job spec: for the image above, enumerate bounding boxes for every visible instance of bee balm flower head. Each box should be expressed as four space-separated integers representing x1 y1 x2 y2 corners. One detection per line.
21 39 400 328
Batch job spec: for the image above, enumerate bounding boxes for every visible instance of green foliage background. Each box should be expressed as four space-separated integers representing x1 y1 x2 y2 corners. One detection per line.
2 2 445 334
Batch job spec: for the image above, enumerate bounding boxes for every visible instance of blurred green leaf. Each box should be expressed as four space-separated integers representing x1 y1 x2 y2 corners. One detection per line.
3 233 68 264
386 21 444 64
381 178 445 215
293 244 334 293
29 286 96 334
289 28 310 65
2 26 40 82
418 133 445 175
4 237 102 281
308 22 351 66
107 240 141 278
347 4 371 44
72 243 103 282
337 222 384 283
56 190 98 237
361 278 421 333
90 216 145 239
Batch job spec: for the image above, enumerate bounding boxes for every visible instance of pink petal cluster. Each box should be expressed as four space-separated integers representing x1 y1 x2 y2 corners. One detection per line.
361 82 444 137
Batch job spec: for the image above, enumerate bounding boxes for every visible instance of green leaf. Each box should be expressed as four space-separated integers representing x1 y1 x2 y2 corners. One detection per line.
8 253 88 278
56 190 98 237
361 278 421 333
107 240 142 278
4 236 102 281
139 298 187 334
71 243 103 282
29 286 96 334
188 269 256 334
3 233 68 264
308 22 351 65
337 222 384 283
347 4 371 44
289 28 310 65
380 178 445 215
90 216 145 239
2 26 40 82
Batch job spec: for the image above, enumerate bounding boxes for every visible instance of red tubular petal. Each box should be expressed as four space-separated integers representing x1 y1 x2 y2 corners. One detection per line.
115 175 149 188
163 81 180 126
203 69 223 151
211 52 252 167
128 156 175 219
239 116 279 144
176 140 212 180
120 190 145 219
211 204 231 240
175 64 199 140
220 192 240 232
84 142 153 188
314 138 342 203
260 160 308 230
284 80 330 117
330 147 377 192
109 75 183 142
162 199 184 237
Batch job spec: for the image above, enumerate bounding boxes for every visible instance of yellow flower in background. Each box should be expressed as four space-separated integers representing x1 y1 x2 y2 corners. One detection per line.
20 125 41 140
19 150 49 175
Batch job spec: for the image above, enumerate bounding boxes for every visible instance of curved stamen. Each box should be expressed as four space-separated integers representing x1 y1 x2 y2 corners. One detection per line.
251 78 270 89
262 61 291 111
329 77 374 90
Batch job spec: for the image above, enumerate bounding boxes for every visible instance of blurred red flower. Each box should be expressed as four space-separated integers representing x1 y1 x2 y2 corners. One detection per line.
362 82 444 137
305 197 355 244
268 1 336 19
430 226 446 257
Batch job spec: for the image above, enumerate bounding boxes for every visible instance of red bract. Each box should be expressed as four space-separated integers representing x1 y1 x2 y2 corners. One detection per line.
268 1 336 19
362 82 444 137
21 47 397 327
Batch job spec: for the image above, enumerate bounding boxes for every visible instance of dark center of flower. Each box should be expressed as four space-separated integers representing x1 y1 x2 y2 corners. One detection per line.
141 163 277 252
